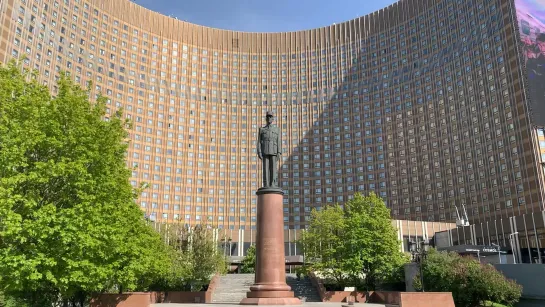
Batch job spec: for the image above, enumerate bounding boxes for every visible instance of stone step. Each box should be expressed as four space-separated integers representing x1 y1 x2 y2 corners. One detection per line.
211 274 254 303
285 275 321 302
216 282 254 285
212 273 322 303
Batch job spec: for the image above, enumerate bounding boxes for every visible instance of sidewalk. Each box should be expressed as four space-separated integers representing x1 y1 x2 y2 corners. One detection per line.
152 303 389 307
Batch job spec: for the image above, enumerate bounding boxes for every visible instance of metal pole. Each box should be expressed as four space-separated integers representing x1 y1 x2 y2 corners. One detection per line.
417 240 425 292
509 234 517 264
419 255 425 292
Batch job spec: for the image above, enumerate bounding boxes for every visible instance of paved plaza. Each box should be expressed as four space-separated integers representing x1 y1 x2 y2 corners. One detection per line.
152 303 389 307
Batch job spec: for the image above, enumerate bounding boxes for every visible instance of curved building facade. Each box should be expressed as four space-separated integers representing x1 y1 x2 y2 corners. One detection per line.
1 0 544 231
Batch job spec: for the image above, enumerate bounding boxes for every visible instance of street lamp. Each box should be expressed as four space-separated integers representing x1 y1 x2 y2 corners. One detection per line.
221 237 232 256
228 238 233 257
408 239 430 292
221 237 232 272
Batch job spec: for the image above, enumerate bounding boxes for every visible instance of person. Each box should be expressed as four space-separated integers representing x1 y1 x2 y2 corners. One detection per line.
257 111 281 188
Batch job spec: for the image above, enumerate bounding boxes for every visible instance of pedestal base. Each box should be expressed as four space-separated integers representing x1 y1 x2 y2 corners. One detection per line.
240 297 302 305
250 284 291 292
242 287 300 305
246 290 295 298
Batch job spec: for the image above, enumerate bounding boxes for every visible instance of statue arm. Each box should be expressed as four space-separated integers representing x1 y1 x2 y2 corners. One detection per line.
257 128 262 158
277 128 282 155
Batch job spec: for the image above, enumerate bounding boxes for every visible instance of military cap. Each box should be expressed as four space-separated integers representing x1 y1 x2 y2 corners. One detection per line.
266 111 275 117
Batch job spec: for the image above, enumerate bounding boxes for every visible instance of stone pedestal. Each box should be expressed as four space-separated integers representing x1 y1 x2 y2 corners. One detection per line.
404 262 420 292
240 188 301 305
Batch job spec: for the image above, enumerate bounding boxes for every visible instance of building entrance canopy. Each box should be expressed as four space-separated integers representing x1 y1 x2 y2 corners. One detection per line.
439 245 508 256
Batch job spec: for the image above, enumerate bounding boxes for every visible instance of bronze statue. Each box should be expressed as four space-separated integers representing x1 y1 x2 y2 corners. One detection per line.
257 111 281 188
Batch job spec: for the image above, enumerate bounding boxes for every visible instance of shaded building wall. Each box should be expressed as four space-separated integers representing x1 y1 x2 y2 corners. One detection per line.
435 210 545 263
495 264 545 299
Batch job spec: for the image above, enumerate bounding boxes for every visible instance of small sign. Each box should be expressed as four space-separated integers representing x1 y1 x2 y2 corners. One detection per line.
465 246 506 254
344 287 355 291
482 247 499 253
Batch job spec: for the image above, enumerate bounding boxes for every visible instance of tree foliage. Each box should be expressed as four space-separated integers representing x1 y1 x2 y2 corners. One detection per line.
241 245 256 273
301 192 407 290
0 62 173 305
418 249 522 307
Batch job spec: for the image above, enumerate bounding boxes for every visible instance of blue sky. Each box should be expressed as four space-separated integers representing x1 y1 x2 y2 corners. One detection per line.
134 0 398 32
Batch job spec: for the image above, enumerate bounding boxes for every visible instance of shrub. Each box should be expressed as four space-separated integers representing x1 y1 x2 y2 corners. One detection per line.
241 245 256 273
418 249 522 307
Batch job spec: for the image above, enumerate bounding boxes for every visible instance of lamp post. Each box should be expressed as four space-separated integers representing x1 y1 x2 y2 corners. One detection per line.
408 239 430 292
221 237 232 273
221 237 231 256
228 238 233 257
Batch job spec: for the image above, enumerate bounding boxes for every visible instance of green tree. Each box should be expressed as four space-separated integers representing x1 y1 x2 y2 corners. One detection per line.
342 192 406 290
300 204 347 286
153 223 226 291
0 290 26 307
187 225 227 290
419 249 522 307
241 245 256 273
0 62 173 305
301 192 406 290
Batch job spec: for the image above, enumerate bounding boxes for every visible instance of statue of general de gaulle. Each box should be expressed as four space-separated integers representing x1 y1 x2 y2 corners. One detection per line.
257 111 281 188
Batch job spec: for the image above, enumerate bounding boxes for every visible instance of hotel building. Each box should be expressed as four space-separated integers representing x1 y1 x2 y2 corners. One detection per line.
1 0 545 257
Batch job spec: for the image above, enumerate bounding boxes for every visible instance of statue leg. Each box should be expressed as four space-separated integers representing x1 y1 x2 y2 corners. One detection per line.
267 156 274 187
262 157 269 187
271 155 278 187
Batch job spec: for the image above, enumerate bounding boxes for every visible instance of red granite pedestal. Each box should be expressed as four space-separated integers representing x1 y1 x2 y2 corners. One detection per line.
240 188 301 305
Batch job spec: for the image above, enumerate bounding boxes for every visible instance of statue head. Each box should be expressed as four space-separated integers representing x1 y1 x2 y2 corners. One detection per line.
265 111 275 125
